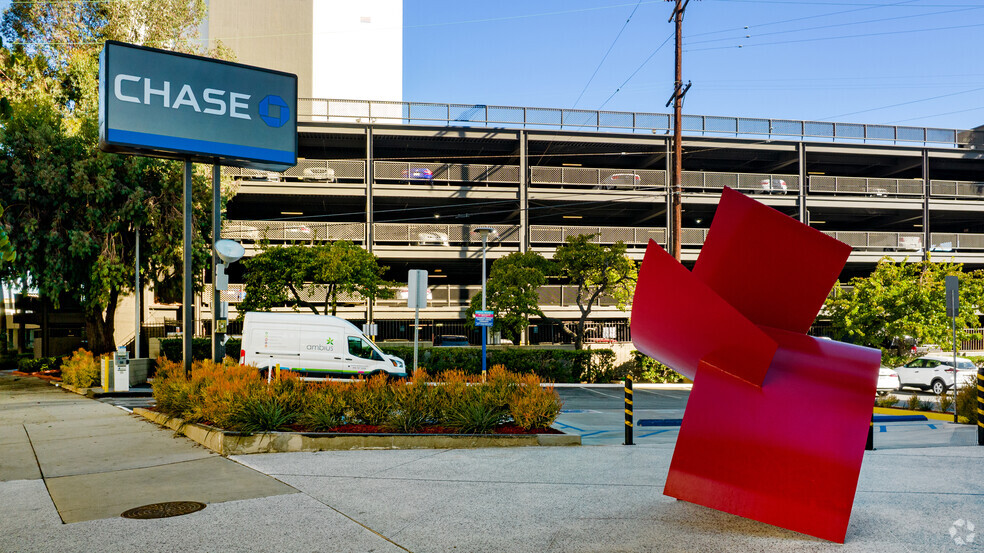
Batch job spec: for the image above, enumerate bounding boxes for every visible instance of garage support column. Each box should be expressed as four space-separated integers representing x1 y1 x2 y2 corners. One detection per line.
366 127 374 253
922 149 930 260
365 127 374 325
665 139 673 250
519 130 528 253
798 142 807 223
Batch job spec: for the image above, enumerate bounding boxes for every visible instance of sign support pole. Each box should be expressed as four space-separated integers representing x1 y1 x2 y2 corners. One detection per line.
183 159 194 376
211 163 224 363
134 226 140 359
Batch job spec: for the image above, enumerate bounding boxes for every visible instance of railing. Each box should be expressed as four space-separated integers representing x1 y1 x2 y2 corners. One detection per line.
529 225 665 246
222 220 365 243
374 161 520 184
810 176 923 197
530 167 665 189
821 231 924 251
682 171 799 193
225 159 366 182
373 223 520 245
929 233 984 251
929 180 984 199
298 98 975 147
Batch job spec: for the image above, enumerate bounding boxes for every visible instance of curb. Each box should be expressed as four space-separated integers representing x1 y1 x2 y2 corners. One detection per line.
133 408 581 455
873 406 960 423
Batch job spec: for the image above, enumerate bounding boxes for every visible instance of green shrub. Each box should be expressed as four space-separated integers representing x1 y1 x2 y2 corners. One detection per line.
905 393 921 411
445 390 508 434
159 338 242 362
379 345 607 383
385 370 436 433
955 375 979 425
227 394 295 434
509 373 563 430
874 393 899 408
60 349 100 388
300 382 348 431
17 356 62 373
346 373 393 426
938 393 954 413
623 351 686 384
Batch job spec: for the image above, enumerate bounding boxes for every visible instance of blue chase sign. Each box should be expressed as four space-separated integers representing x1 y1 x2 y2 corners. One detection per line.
99 41 297 171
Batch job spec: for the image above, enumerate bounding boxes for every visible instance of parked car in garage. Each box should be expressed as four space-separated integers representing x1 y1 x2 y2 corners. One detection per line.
876 366 900 395
759 178 787 194
434 335 470 347
894 354 977 395
402 168 434 181
302 166 336 182
597 173 641 189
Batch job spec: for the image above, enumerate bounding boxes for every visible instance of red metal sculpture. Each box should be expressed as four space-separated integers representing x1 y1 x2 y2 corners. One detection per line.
631 187 881 543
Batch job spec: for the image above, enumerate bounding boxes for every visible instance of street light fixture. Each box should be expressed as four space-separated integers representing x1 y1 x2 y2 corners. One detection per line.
473 226 496 379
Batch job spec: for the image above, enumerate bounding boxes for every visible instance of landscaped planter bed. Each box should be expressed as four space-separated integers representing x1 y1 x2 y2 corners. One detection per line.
133 408 579 455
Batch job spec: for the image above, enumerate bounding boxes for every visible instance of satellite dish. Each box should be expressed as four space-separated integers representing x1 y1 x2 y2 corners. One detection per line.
214 239 245 264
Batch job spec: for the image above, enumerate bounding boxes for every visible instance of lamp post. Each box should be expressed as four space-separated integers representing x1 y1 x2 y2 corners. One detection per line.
473 226 495 380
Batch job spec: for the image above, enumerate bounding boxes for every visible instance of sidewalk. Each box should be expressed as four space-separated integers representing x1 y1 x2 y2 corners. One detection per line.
2 371 983 552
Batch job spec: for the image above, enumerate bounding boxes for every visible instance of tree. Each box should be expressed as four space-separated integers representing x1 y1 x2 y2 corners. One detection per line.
0 203 14 355
552 234 637 349
466 251 552 344
238 242 395 317
0 4 228 353
824 257 984 356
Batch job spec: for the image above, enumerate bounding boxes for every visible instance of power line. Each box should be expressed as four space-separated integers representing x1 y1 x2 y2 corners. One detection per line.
572 0 644 109
595 32 675 111
820 86 984 121
686 20 984 52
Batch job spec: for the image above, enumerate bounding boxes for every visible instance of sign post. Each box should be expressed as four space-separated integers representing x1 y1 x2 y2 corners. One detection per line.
946 275 959 423
99 41 297 375
475 310 494 379
408 270 428 373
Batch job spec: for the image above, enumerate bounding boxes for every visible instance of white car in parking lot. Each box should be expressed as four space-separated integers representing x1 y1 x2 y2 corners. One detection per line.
894 354 977 395
876 366 900 395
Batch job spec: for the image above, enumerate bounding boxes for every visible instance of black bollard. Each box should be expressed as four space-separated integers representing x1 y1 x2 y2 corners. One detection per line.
625 375 634 446
978 368 983 446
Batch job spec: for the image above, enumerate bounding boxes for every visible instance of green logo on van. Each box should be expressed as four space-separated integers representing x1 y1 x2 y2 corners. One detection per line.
326 338 334 346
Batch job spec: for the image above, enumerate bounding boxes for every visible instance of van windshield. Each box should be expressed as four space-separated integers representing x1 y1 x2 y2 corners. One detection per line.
348 336 383 361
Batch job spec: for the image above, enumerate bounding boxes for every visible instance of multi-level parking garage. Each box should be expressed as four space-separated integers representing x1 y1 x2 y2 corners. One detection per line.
208 99 984 342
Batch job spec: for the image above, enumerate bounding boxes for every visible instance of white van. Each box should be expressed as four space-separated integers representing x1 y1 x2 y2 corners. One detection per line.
239 312 407 378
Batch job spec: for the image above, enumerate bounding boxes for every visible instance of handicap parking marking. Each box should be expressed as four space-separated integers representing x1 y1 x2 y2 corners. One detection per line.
878 423 944 432
640 429 676 437
553 421 585 432
580 430 609 438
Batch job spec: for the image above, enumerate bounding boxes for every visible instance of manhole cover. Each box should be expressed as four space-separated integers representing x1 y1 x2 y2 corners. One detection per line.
121 501 206 519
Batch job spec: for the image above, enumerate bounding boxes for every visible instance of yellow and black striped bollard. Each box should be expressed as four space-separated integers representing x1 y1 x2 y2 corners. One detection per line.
977 368 983 446
625 375 634 446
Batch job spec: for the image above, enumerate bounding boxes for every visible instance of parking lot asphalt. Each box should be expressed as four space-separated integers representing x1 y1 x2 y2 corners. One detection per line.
2 373 983 552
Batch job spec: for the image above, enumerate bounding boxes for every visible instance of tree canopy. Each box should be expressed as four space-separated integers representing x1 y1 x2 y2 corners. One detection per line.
0 3 228 353
466 251 552 344
552 234 637 349
824 257 984 358
238 242 395 317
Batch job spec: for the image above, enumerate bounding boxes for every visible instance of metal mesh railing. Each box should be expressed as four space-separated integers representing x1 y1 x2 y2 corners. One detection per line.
222 220 365 243
681 171 799 193
529 167 666 189
930 180 984 198
810 176 923 196
373 223 520 245
529 225 665 246
373 161 520 184
821 231 923 251
225 159 365 182
297 98 976 147
929 233 984 251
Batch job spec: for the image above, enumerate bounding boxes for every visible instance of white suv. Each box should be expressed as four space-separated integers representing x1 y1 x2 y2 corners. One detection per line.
894 355 977 395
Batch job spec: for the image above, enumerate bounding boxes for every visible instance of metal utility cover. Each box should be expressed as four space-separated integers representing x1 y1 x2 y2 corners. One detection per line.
99 41 297 171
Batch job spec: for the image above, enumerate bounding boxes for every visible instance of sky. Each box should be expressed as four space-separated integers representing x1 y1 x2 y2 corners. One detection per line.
402 0 984 130
2 0 982 130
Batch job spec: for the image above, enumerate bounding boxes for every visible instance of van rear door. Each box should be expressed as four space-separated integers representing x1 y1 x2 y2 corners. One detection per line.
247 326 300 370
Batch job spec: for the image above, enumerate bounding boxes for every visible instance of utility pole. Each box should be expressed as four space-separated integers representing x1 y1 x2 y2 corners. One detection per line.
666 0 693 261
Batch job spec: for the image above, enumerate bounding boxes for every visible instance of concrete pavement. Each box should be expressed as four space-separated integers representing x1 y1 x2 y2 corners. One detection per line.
2 371 983 552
